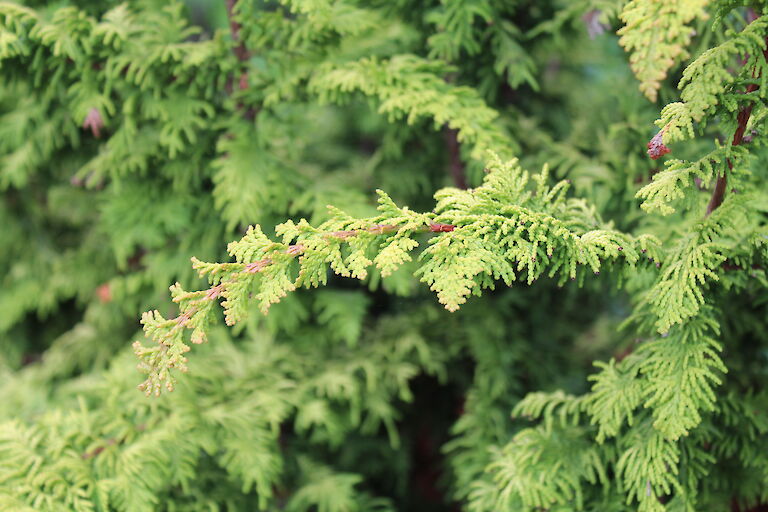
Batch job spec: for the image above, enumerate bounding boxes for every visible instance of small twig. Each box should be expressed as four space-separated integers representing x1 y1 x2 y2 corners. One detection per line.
746 7 759 24
705 173 729 216
225 0 256 120
706 85 757 215
444 127 468 189
82 438 117 459
721 261 763 271
168 220 456 329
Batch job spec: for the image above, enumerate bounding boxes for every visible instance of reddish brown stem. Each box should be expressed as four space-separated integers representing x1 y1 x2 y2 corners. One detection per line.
721 261 763 271
225 0 256 120
705 173 728 215
429 222 455 232
706 87 757 215
82 438 117 459
444 128 468 189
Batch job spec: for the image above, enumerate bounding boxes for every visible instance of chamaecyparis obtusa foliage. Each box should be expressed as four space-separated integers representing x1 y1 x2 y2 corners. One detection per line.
2 0 768 510
135 154 661 396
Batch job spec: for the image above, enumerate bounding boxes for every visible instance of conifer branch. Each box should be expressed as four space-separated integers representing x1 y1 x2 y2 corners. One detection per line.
5 2 768 509
705 104 750 215
706 36 768 216
618 0 709 101
133 217 456 396
654 16 768 144
639 19 768 216
135 156 661 396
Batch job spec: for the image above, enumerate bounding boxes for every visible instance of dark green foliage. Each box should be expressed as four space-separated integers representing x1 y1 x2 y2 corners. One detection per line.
2 0 768 511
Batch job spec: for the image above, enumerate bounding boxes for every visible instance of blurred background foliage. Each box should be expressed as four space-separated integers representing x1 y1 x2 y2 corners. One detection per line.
1 0 767 511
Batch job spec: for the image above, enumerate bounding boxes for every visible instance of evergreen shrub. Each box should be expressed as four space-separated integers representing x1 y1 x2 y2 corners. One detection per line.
1 0 768 510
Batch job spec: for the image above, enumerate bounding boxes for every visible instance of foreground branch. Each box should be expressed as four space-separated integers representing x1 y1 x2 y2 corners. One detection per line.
180 220 454 326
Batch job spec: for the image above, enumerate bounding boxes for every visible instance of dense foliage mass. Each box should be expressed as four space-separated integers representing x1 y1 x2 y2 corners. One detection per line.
1 0 768 510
